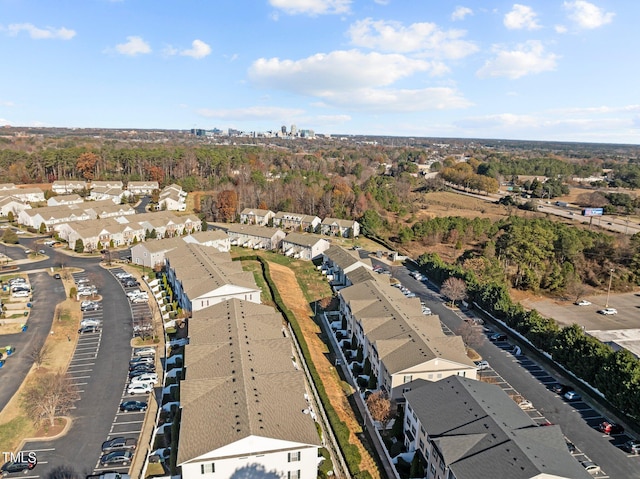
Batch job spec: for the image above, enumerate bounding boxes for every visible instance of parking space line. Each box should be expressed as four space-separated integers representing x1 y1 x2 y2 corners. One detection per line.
107 430 142 436
24 448 55 452
67 369 92 373
67 375 91 379
68 362 95 367
112 420 145 425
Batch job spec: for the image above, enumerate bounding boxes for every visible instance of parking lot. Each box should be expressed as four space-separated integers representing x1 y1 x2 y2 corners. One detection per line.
390 262 640 478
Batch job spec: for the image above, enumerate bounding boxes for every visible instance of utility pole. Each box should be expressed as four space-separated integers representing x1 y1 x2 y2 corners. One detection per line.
605 269 614 308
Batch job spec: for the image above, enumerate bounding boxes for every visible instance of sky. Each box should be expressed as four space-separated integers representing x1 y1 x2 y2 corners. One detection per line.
0 0 638 144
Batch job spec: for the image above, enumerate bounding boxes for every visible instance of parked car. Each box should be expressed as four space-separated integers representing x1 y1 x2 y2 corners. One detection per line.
566 442 576 454
518 399 533 410
127 383 153 395
564 390 581 401
131 296 148 304
81 301 100 311
78 325 100 334
101 437 138 453
598 308 618 315
11 290 29 298
599 421 624 435
1 458 37 475
133 347 156 358
474 360 490 370
489 332 507 342
99 450 133 467
623 439 640 454
129 362 155 372
53 273 61 279
80 319 102 328
129 369 155 379
580 461 600 474
575 299 591 306
148 448 170 463
129 357 154 367
551 383 571 395
119 400 147 412
130 373 158 385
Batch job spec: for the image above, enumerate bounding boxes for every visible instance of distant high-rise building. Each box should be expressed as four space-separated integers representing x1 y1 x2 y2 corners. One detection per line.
291 124 297 136
281 125 287 135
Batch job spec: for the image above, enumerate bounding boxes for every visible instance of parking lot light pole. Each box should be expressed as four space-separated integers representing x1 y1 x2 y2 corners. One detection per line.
605 269 614 308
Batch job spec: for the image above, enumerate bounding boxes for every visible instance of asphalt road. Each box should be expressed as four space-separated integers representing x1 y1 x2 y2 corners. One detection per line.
1 237 140 478
392 263 640 479
0 271 66 411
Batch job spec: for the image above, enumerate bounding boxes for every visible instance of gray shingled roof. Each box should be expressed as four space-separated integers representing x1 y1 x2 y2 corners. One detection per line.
165 244 258 300
178 298 320 465
404 377 592 479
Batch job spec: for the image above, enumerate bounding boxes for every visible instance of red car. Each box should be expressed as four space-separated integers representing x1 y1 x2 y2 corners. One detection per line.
599 421 624 435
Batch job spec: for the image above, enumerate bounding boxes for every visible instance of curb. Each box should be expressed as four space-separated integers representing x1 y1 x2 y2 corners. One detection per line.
15 416 73 452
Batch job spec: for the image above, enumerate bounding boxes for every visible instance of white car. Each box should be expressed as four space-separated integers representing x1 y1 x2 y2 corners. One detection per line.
80 319 102 328
598 308 617 315
12 290 30 298
130 373 158 385
474 360 490 370
133 347 156 358
518 399 533 410
131 296 149 304
575 300 591 306
127 383 153 395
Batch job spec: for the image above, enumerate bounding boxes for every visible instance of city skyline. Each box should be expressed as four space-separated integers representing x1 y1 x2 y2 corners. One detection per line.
1 0 638 144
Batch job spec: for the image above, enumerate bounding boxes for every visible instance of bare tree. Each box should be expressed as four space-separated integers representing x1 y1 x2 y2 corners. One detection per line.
455 322 485 351
366 390 392 432
22 373 80 427
44 465 81 479
28 344 50 370
441 277 467 307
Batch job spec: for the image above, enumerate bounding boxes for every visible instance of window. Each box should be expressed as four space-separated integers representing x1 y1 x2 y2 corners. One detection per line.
200 463 215 474
288 451 301 462
288 471 300 479
403 374 413 383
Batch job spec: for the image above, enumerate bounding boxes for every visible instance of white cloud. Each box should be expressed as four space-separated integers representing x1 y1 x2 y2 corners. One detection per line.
180 39 211 59
4 23 76 40
268 0 351 15
250 50 433 92
163 45 178 56
0 118 11 126
451 6 473 21
563 1 614 29
0 100 14 107
347 18 478 59
318 87 472 111
115 36 151 56
504 4 541 30
197 106 305 120
554 24 568 33
249 49 471 111
476 40 558 79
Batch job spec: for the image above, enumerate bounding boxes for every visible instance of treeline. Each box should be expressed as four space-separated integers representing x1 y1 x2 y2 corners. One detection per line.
416 252 640 419
399 216 640 293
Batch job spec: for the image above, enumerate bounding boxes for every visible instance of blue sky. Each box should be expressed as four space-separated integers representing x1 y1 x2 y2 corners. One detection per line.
1 0 638 144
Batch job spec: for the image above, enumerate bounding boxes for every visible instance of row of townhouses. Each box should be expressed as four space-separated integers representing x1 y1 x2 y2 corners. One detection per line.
51 179 159 195
321 245 590 478
161 243 321 478
158 183 187 211
54 211 202 250
239 208 360 238
133 225 334 270
18 199 136 230
323 246 477 401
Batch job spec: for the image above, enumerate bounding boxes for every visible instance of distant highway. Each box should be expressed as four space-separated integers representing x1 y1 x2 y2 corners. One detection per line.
447 185 640 235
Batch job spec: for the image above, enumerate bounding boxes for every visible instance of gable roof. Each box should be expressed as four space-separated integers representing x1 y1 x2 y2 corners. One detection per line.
404 377 592 479
178 299 320 464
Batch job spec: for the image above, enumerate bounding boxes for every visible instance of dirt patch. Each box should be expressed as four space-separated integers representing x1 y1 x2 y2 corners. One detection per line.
33 417 67 437
266 261 380 479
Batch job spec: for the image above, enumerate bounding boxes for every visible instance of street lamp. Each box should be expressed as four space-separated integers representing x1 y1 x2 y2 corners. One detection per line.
605 269 614 308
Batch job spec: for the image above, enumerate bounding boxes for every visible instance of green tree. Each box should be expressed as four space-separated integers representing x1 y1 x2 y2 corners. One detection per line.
2 228 19 244
74 239 84 253
6 211 14 222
